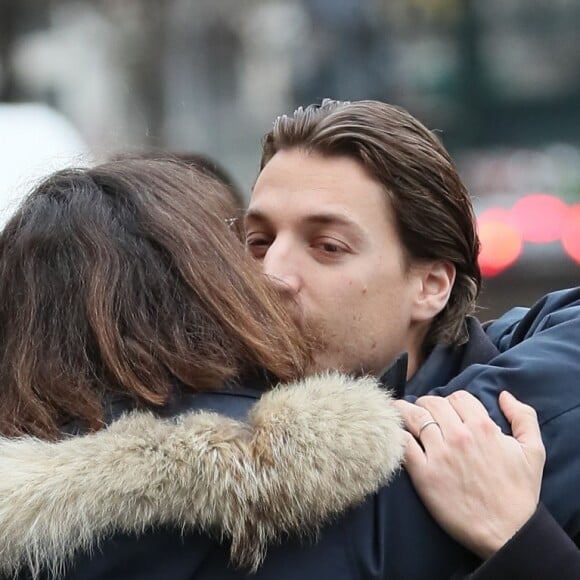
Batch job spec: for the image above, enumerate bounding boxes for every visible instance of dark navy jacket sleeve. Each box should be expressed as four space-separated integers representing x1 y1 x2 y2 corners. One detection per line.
453 504 580 580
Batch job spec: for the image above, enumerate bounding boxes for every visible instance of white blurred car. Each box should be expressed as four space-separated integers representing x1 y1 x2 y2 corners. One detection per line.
0 103 90 225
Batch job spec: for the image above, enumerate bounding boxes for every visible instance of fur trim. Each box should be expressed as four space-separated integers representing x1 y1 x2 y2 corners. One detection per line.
0 372 404 577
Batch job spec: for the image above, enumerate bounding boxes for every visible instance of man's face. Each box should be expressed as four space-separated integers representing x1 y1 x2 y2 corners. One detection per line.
247 148 431 376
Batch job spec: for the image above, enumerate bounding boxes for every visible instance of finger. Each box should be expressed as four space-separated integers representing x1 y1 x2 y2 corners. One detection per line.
394 399 443 447
392 402 426 459
499 391 544 451
446 390 497 427
393 400 423 432
415 395 463 432
402 430 427 470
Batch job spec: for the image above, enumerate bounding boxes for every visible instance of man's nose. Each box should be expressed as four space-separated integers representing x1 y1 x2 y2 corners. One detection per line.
261 239 302 296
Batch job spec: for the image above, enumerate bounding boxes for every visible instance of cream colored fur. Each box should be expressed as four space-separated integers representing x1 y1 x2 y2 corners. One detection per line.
0 372 404 578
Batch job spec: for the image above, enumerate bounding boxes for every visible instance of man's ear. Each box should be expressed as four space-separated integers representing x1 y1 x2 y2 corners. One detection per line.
411 261 456 322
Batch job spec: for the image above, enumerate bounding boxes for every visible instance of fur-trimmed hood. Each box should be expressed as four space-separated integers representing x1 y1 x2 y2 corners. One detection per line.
0 372 405 578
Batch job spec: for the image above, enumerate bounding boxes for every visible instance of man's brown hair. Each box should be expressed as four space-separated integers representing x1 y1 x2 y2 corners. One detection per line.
0 159 309 439
260 99 481 348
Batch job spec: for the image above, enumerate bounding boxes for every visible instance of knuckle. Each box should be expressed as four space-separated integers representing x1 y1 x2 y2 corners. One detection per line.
524 405 539 421
447 426 472 450
514 398 538 419
449 390 469 401
416 395 439 409
400 403 433 432
532 442 547 462
415 410 434 427
475 417 497 436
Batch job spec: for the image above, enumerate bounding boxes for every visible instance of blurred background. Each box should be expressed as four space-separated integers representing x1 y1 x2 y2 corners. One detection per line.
1 0 578 317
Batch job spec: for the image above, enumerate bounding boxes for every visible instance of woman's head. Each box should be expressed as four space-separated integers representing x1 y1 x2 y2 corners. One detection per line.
0 159 309 438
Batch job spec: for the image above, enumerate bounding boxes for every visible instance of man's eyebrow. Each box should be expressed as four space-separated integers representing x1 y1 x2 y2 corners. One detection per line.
303 212 360 229
303 213 367 244
244 207 361 230
245 209 365 237
244 208 269 224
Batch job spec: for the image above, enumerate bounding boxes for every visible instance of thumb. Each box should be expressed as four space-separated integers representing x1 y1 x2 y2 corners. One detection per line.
499 391 545 462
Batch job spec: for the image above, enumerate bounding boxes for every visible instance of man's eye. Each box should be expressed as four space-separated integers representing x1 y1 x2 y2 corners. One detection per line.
245 235 271 258
246 237 268 246
313 238 348 256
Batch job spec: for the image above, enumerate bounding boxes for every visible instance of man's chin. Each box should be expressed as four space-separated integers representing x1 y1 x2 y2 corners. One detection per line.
294 316 353 373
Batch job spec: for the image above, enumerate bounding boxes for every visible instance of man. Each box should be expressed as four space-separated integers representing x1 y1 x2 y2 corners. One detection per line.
245 99 580 576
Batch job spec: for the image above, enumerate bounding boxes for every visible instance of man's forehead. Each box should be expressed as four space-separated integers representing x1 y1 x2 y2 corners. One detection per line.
248 148 393 231
252 149 383 197
247 186 392 235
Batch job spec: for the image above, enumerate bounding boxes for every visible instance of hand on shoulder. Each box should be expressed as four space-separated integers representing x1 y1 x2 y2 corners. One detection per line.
395 390 546 559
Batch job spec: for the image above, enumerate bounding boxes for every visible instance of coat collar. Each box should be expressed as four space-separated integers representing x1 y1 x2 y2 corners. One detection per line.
379 317 500 399
0 372 405 577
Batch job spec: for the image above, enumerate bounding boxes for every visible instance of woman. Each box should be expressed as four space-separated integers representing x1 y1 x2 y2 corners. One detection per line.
0 158 404 578
0 159 575 579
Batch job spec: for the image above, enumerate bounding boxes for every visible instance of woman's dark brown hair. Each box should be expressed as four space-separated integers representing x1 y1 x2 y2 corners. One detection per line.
112 150 246 238
0 159 309 439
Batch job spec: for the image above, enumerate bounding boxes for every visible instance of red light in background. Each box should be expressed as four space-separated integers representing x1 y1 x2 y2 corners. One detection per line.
512 194 568 243
477 207 517 227
562 205 580 265
476 194 580 277
478 221 523 277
